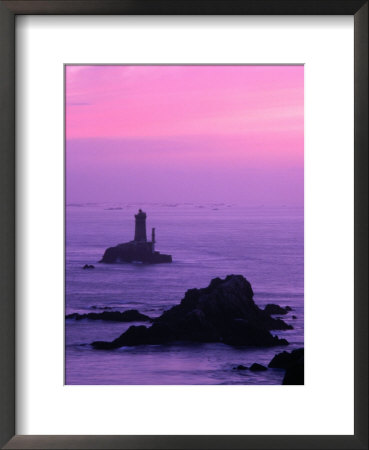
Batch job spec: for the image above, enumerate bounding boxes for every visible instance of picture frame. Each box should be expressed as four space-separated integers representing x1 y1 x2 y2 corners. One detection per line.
0 0 367 448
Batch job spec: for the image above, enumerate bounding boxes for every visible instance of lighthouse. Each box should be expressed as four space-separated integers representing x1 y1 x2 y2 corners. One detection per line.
134 209 147 242
100 209 172 264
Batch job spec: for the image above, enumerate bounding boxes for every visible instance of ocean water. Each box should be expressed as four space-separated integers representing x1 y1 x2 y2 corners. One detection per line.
65 203 304 385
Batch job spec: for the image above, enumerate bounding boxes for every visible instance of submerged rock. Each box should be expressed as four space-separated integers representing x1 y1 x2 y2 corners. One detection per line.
92 275 292 350
82 264 95 269
234 365 248 370
66 309 152 323
249 363 268 371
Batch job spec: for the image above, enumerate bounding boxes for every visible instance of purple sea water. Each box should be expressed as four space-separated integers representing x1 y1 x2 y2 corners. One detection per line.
65 203 304 385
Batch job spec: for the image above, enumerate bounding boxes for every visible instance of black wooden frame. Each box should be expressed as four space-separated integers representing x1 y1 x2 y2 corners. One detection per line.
0 1 367 449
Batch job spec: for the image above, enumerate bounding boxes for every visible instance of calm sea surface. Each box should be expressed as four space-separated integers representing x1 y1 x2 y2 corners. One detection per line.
65 203 304 385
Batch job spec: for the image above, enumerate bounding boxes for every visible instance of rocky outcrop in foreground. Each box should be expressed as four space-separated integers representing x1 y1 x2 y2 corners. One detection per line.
66 309 152 323
233 348 304 384
268 347 303 369
269 348 304 385
92 275 292 350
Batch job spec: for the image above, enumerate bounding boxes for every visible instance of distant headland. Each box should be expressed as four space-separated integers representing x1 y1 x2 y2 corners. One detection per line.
100 209 172 264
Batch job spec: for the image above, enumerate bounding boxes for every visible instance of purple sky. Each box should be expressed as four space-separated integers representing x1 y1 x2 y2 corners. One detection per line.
66 65 304 206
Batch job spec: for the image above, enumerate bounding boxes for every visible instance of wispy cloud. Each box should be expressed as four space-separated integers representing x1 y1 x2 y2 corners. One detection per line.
68 102 91 106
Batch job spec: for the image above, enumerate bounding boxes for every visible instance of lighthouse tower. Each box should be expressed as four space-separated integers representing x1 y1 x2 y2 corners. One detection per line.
134 209 147 242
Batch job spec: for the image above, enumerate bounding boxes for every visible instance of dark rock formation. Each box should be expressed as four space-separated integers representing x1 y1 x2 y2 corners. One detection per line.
264 304 290 315
66 309 152 323
93 323 175 349
268 348 304 369
268 348 304 385
82 264 95 269
92 275 292 350
249 363 268 371
292 315 297 319
234 365 248 370
100 241 172 264
283 359 304 385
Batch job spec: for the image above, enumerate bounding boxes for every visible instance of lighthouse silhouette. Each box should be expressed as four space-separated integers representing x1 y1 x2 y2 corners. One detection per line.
134 209 147 242
100 209 171 264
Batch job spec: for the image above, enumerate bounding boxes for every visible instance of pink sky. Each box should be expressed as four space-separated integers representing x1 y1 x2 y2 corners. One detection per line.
66 65 303 205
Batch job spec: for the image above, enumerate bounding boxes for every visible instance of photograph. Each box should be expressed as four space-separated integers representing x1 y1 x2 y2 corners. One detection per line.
65 64 304 385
